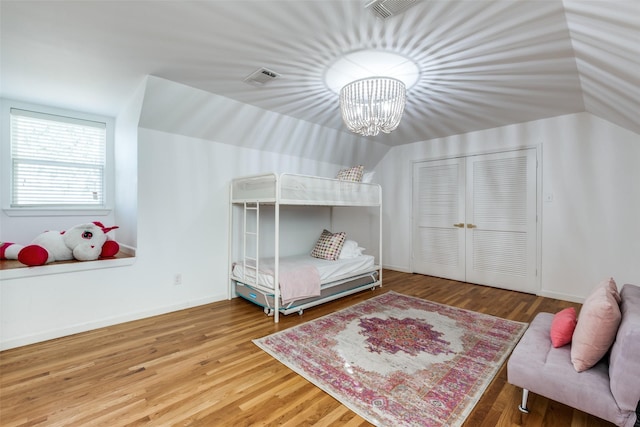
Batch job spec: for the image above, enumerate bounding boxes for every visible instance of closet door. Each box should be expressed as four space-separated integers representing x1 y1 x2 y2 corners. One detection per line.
412 149 538 294
412 158 466 280
465 149 538 293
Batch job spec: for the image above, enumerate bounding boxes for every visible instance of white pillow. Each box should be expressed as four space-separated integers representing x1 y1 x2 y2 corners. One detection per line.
339 240 365 259
362 171 375 183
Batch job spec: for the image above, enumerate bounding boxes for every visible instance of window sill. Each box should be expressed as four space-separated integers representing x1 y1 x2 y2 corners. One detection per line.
0 248 136 280
3 207 112 217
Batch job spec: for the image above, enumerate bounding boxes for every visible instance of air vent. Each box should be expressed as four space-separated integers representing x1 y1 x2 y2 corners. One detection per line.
243 67 280 86
365 0 420 20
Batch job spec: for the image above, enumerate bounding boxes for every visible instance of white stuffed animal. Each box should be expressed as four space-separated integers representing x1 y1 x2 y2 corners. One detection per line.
0 222 119 266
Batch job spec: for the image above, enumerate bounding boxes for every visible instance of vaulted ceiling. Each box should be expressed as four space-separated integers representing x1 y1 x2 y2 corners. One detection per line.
1 0 638 147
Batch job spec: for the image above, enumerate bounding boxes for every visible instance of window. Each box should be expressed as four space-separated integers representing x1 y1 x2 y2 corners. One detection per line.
3 103 114 213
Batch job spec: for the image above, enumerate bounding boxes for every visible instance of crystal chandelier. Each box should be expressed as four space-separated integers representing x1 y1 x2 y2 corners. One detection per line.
339 77 406 136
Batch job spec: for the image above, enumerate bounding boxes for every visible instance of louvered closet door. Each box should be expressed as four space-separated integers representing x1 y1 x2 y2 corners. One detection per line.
413 149 538 294
465 149 537 293
412 158 466 281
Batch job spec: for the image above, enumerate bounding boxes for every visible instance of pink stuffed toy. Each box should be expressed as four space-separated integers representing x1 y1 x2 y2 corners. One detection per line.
0 221 119 266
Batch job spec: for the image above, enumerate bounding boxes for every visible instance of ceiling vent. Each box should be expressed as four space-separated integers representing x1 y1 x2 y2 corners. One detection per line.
243 67 280 86
365 0 420 20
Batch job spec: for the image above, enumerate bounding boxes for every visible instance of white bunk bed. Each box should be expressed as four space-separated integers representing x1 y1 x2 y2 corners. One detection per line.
228 172 382 323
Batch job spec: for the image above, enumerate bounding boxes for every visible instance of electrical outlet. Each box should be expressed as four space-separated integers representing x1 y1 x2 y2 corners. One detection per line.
174 273 182 286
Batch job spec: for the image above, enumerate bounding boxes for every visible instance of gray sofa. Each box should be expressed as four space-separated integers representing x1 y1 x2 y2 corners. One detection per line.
507 283 640 426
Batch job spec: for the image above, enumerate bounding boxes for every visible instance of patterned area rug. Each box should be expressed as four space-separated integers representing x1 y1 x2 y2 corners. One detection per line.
254 291 527 427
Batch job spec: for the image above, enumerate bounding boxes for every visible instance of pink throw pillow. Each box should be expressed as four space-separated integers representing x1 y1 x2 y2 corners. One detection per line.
550 307 577 348
600 277 621 303
570 283 621 372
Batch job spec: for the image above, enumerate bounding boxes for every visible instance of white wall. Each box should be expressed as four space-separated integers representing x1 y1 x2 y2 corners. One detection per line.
113 77 146 249
377 112 640 302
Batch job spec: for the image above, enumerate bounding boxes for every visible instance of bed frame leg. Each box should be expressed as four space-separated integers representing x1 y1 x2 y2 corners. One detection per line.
518 389 530 413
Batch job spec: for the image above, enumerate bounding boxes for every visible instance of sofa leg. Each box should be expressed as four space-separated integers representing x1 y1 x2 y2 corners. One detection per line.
518 389 530 414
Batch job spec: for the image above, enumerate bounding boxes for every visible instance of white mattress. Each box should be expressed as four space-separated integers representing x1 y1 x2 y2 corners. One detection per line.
232 254 375 290
231 173 381 206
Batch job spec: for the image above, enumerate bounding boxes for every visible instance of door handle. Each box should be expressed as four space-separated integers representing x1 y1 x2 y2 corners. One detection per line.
466 224 477 229
453 223 464 228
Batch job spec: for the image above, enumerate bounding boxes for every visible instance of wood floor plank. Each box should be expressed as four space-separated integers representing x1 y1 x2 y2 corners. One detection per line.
0 270 615 426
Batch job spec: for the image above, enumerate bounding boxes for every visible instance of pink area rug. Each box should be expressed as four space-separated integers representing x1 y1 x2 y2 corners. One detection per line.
254 291 527 426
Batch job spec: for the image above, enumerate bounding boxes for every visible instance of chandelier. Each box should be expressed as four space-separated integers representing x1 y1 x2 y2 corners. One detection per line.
339 77 406 136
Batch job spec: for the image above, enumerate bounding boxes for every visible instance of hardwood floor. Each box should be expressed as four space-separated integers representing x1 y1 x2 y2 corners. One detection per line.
0 270 615 426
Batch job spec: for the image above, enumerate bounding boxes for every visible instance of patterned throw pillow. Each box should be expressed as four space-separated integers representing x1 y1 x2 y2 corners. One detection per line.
310 229 346 261
336 165 364 182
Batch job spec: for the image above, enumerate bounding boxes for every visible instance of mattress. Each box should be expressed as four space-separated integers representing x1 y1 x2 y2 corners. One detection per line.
235 272 378 312
231 254 375 290
230 173 381 206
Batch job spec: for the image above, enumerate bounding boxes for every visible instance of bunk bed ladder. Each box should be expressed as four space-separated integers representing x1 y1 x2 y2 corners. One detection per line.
242 202 259 288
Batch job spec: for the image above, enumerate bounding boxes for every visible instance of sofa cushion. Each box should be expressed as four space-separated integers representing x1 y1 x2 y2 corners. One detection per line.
571 281 621 372
609 284 640 414
550 307 577 348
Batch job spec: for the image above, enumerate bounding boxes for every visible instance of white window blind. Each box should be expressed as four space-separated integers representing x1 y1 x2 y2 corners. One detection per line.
10 108 106 207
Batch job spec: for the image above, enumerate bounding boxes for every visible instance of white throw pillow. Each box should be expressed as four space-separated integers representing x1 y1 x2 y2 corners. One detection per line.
339 240 365 259
362 171 375 183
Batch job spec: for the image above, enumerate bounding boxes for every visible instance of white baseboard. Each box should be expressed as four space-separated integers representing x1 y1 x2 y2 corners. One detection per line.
382 264 412 273
0 294 227 351
380 267 587 304
538 289 585 304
